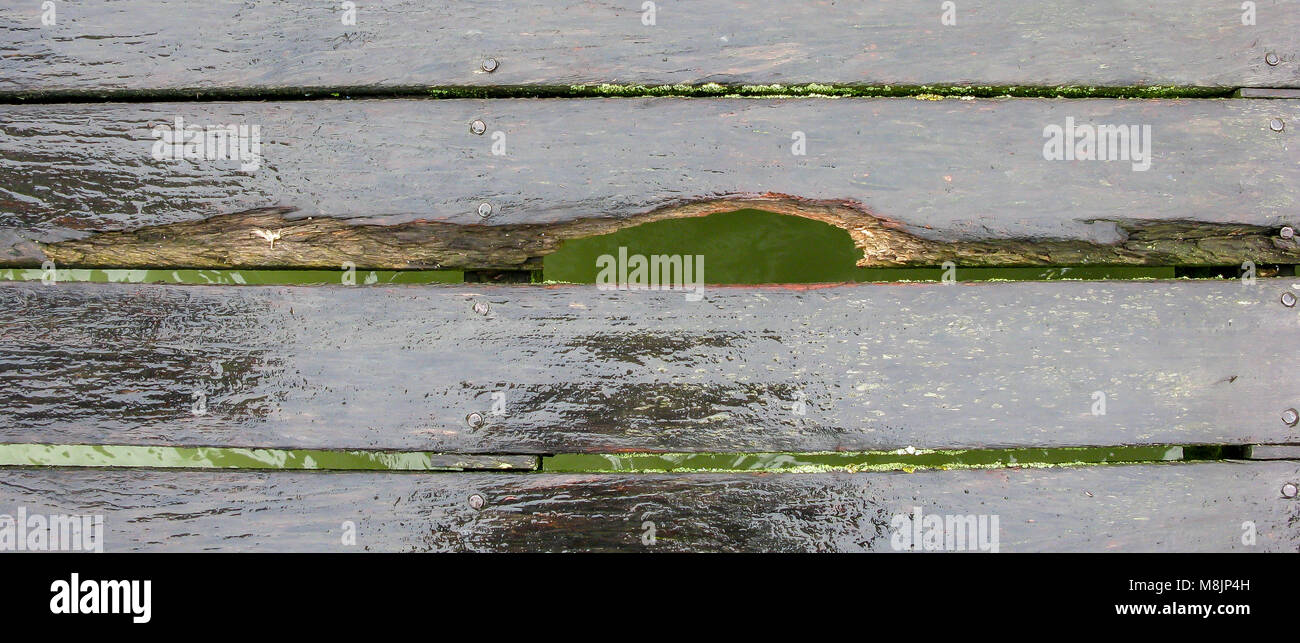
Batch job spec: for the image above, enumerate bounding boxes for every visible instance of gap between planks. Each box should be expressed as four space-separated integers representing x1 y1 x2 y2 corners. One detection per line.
0 444 1288 473
0 84 1247 105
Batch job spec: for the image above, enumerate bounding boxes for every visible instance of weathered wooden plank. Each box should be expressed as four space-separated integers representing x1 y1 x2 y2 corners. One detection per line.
2 98 1297 270
2 280 1296 452
1 1 1296 93
1237 88 1300 98
1248 444 1300 460
1 462 1294 551
0 444 538 471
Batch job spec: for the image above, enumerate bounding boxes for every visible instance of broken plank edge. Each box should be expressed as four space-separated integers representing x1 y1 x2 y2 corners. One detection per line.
11 199 1300 271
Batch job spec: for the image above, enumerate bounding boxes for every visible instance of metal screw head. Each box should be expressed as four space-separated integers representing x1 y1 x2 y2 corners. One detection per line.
1284 408 1299 427
470 119 487 135
481 58 498 73
1281 226 1295 240
1282 292 1297 307
472 301 490 315
1283 483 1299 498
468 494 486 509
477 202 493 218
1266 52 1281 66
1269 118 1285 132
466 411 484 427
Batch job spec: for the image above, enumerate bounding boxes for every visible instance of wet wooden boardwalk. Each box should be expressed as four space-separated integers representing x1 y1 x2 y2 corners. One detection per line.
1 1 1298 551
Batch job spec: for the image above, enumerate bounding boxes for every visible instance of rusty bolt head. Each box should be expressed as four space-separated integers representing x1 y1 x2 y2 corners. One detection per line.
477 202 493 218
1281 226 1295 240
1266 52 1281 66
468 493 486 509
466 411 484 427
1269 118 1285 132
1282 291 1297 307
481 58 499 73
1283 408 1299 427
470 119 487 135
1282 483 1299 498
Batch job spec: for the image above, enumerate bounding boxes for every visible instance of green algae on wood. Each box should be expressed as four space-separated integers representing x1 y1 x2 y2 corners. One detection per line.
4 98 1297 263
18 202 1300 271
0 83 1241 105
544 209 1179 283
542 446 1185 474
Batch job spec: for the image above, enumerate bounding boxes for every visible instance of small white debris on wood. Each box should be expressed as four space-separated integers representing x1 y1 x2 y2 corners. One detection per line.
251 228 284 249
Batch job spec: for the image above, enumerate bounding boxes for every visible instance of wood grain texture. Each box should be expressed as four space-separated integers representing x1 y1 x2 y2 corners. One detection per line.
1 462 1295 551
2 98 1297 268
1237 88 1300 99
0 446 539 471
2 280 1296 452
1 0 1296 93
27 204 1300 272
1249 444 1300 460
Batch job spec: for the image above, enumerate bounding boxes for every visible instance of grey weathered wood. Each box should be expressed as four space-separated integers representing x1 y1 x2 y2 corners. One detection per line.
0 444 538 471
1248 444 1300 460
0 0 1295 93
1 98 1298 269
1237 88 1300 98
2 280 1296 452
25 205 1300 272
1 461 1294 551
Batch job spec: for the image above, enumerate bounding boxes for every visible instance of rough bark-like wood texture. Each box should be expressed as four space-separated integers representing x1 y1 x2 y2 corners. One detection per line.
2 280 1296 452
1 462 1295 551
27 204 1300 271
1 0 1296 93
1 98 1297 269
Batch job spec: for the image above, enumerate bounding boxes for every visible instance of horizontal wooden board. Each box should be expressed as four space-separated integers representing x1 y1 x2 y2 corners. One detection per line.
1 1 1296 93
0 445 538 471
1237 88 1300 98
2 98 1298 269
1248 444 1300 460
2 280 1297 452
1 461 1295 551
